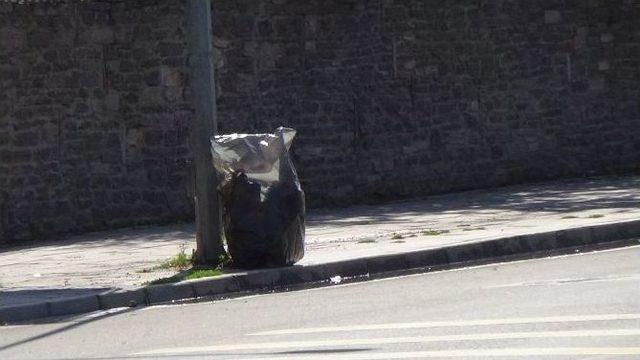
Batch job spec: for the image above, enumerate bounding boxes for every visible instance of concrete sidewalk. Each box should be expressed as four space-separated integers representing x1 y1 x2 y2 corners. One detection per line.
1 175 639 311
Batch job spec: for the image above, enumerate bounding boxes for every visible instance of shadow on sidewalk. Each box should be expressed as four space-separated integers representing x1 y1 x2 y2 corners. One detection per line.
307 176 640 226
0 307 136 353
1 288 112 308
0 225 196 253
1 176 638 257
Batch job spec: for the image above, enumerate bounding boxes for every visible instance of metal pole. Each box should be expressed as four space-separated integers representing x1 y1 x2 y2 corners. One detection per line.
187 0 225 264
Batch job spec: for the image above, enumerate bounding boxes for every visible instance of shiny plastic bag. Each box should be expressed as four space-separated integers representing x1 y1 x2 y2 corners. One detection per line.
211 127 305 268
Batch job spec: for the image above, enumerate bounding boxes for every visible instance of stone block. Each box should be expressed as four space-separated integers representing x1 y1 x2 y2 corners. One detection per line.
322 258 369 279
304 41 316 52
163 87 183 103
600 33 614 43
404 249 449 269
0 3 12 13
279 265 325 285
12 131 40 147
556 227 592 248
445 242 488 263
486 236 526 256
140 87 165 106
88 28 115 44
157 42 184 57
115 27 134 43
126 128 144 146
192 276 239 297
160 67 183 87
234 269 283 290
243 41 259 57
146 283 195 304
522 231 557 252
105 91 120 111
591 220 640 243
144 70 161 86
98 289 146 309
544 10 561 24
0 302 49 323
598 61 610 71
49 295 100 317
367 254 409 274
590 77 606 91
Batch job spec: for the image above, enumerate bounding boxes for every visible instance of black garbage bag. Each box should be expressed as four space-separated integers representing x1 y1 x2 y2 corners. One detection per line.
213 127 305 269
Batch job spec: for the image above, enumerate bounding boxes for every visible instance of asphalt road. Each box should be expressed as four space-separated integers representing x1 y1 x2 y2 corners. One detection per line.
1 245 639 360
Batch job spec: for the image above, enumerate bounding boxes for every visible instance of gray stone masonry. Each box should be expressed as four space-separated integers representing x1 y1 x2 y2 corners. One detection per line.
1 0 639 243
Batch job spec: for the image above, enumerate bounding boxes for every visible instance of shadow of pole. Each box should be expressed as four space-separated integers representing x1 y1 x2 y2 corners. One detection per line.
0 308 136 353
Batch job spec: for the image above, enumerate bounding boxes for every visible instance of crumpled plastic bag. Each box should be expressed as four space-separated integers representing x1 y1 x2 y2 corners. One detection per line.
211 127 305 268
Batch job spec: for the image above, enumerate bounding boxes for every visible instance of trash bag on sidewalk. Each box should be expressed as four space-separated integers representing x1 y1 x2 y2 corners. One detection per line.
211 127 305 269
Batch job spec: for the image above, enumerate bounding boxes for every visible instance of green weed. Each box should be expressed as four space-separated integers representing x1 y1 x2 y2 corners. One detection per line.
358 239 377 244
421 229 450 236
145 267 222 286
158 244 193 270
185 269 222 281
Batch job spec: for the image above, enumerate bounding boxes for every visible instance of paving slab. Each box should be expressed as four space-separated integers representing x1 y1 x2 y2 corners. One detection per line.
1 175 639 310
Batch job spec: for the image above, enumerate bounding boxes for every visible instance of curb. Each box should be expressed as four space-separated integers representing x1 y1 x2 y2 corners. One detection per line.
2 219 639 323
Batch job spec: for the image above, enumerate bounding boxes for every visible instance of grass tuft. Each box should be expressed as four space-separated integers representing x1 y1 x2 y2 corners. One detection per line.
143 245 228 285
154 244 193 271
422 229 450 236
161 250 191 270
145 267 223 286
185 269 222 281
357 239 377 244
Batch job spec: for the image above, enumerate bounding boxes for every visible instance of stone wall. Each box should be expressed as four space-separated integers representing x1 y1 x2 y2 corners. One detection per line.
212 0 640 205
0 1 193 242
1 0 639 243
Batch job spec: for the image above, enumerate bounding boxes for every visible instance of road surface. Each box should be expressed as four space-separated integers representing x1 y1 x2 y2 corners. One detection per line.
1 245 639 359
